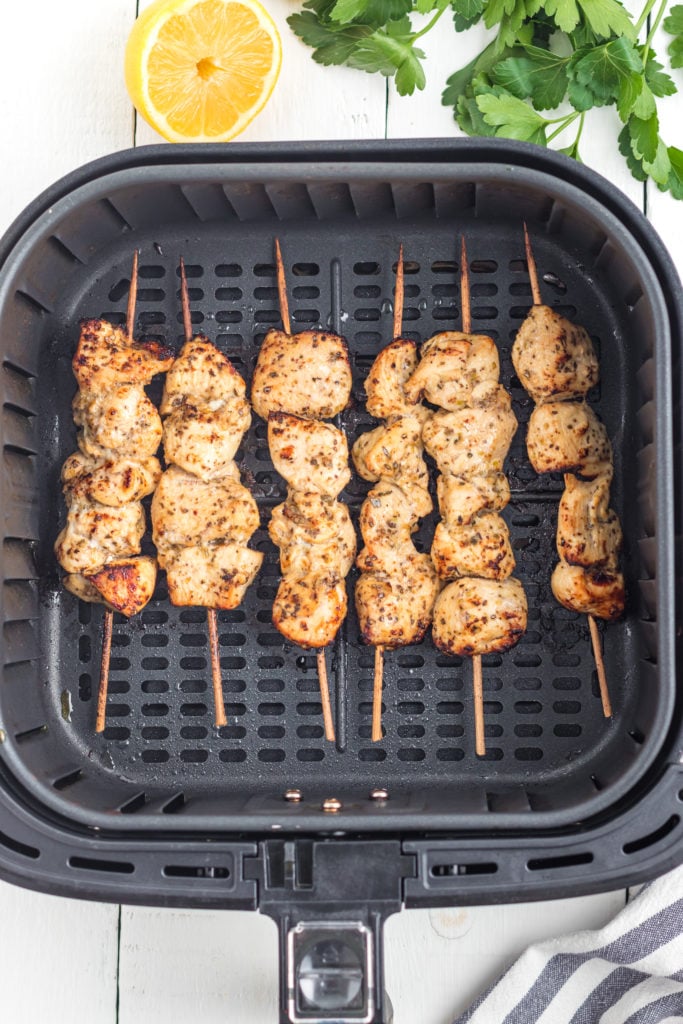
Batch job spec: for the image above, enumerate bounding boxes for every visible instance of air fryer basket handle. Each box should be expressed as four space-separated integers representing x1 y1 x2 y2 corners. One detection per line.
250 839 411 1024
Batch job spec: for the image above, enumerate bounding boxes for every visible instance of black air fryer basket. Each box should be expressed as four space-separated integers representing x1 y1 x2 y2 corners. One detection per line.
0 139 681 1023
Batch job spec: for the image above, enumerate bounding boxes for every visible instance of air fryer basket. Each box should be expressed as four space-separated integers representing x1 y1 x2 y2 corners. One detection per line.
0 140 681 1023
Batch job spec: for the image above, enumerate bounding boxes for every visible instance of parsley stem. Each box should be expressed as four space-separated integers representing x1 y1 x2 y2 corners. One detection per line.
635 0 658 34
546 111 581 143
643 0 669 62
412 2 447 41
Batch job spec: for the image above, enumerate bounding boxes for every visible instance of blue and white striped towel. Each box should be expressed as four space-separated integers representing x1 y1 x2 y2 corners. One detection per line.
453 866 683 1024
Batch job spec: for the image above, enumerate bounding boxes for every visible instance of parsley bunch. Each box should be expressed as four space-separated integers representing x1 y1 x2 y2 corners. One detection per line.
288 0 683 198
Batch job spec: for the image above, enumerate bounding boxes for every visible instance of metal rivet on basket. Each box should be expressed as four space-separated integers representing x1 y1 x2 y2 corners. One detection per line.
322 797 342 813
283 788 302 803
369 788 389 801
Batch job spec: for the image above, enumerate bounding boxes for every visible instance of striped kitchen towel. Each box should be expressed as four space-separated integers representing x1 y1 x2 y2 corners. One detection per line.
454 865 683 1024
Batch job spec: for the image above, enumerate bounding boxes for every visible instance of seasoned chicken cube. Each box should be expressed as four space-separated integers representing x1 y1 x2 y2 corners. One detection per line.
432 577 528 656
557 471 622 568
61 452 161 507
352 415 432 518
152 464 259 561
55 500 145 575
165 543 263 609
162 399 250 481
273 574 348 649
160 336 248 414
431 511 515 581
404 331 500 410
355 552 440 649
356 483 418 577
422 385 517 478
268 412 351 498
269 491 356 579
72 318 173 392
74 384 163 459
364 339 429 422
436 472 510 527
527 401 611 476
64 556 157 617
551 562 625 621
512 305 599 404
251 328 352 420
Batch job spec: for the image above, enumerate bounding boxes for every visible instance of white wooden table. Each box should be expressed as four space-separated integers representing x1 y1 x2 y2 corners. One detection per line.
0 2 680 1021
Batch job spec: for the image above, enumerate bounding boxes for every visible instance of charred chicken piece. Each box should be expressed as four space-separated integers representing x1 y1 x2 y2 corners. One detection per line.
551 561 625 621
512 304 599 405
251 328 352 420
422 383 518 478
72 318 174 392
436 472 511 528
432 577 528 657
355 552 440 650
269 490 355 579
73 384 163 460
64 555 157 618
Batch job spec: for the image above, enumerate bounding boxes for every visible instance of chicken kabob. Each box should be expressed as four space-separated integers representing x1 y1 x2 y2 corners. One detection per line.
151 258 263 729
353 247 439 743
251 240 355 744
55 251 174 732
407 239 528 756
512 226 624 717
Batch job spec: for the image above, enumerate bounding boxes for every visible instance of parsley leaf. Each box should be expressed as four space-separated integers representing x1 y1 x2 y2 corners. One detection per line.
493 45 570 110
644 52 677 97
663 146 683 199
330 0 413 23
575 0 635 39
476 89 548 142
629 113 659 163
570 38 642 107
451 0 485 31
663 4 683 68
618 124 648 181
287 11 373 64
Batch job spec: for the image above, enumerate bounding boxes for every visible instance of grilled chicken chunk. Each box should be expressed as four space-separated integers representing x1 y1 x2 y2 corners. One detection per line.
557 471 622 568
74 384 163 459
364 339 429 422
432 577 528 656
73 318 174 392
404 331 499 410
273 574 348 650
61 452 161 507
269 490 355 579
64 556 157 617
527 401 611 476
160 336 248 414
162 399 249 481
251 328 352 420
423 384 518 478
436 472 510 527
55 500 145 575
352 415 432 518
355 553 440 649
165 543 263 610
355 483 440 648
512 304 599 405
431 511 515 582
551 562 625 620
152 464 259 560
268 411 351 498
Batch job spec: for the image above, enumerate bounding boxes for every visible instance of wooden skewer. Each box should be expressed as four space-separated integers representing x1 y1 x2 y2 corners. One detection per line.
95 250 139 734
369 246 406 743
274 238 335 742
179 257 227 729
460 237 486 756
523 223 611 719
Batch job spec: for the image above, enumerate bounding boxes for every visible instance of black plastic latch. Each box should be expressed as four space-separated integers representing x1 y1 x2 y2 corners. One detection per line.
249 840 413 1024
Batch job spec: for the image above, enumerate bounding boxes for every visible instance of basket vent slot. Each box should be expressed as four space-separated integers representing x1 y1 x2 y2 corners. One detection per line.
623 815 680 855
163 864 230 879
69 856 134 874
527 852 593 871
431 861 497 877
